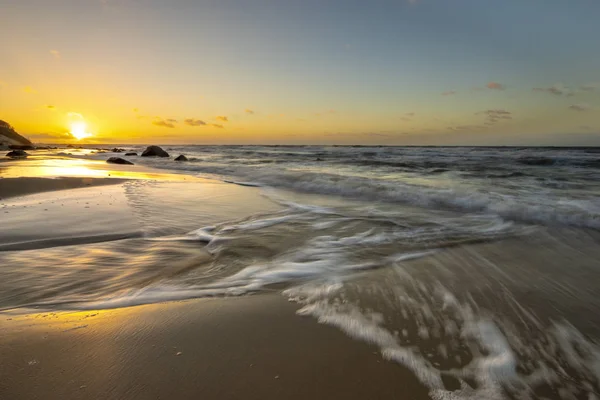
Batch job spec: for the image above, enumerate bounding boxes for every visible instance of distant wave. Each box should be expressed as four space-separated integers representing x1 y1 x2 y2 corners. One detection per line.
124 159 600 230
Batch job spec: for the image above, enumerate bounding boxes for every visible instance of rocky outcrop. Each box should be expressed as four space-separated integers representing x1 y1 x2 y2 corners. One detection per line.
0 120 32 148
125 152 137 156
106 157 134 165
6 150 28 158
141 146 169 157
174 154 188 161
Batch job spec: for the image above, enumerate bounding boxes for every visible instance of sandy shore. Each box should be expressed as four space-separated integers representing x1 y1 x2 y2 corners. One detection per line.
0 295 428 400
0 176 126 199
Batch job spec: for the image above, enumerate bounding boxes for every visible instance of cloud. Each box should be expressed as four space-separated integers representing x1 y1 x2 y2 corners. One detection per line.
215 116 228 122
486 82 505 90
446 125 487 132
210 124 224 129
45 105 55 110
132 108 139 112
315 109 337 117
152 117 176 128
441 91 456 96
568 103 590 112
364 132 392 137
245 109 254 115
28 131 75 141
476 109 512 124
532 83 573 96
67 111 84 120
580 83 598 92
23 86 37 94
580 125 594 131
50 50 60 59
405 112 415 116
184 118 206 126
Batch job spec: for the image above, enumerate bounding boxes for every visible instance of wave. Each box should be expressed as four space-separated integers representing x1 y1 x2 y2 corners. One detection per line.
130 159 600 230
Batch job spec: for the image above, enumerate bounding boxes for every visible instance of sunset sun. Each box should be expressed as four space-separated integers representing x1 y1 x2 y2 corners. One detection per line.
69 121 92 140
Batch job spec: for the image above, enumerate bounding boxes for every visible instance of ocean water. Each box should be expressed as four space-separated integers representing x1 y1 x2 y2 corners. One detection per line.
2 145 600 399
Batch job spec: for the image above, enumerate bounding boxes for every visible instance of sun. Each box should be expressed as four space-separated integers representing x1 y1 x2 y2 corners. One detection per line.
70 121 92 140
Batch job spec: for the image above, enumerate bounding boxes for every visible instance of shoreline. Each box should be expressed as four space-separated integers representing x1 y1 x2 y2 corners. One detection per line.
0 294 429 400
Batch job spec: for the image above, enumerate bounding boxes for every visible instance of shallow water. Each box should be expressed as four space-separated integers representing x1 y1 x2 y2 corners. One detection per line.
1 146 600 399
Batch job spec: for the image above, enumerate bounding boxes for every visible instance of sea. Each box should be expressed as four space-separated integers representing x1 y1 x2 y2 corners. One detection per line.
2 145 600 399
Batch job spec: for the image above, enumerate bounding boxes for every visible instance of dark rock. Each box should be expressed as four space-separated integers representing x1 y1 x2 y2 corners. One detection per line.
125 152 137 156
174 154 188 161
6 150 28 158
8 144 35 150
106 157 134 165
112 148 125 153
141 145 169 157
66 144 74 148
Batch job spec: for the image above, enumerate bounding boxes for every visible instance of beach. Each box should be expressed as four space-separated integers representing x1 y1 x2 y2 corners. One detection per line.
0 295 429 400
1 147 600 400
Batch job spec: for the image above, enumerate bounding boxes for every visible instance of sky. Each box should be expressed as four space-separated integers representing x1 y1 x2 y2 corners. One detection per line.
1 0 599 145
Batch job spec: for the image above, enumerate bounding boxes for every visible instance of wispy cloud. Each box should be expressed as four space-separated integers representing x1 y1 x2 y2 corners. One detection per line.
441 91 456 96
23 86 37 94
486 82 505 90
580 83 598 92
447 125 487 132
315 109 337 116
132 108 139 113
405 112 415 116
365 132 392 137
67 111 84 120
184 118 206 126
50 50 60 59
245 109 254 115
45 105 56 110
477 109 512 124
211 124 224 129
28 131 75 141
152 117 177 128
568 103 590 112
215 116 228 122
532 83 573 96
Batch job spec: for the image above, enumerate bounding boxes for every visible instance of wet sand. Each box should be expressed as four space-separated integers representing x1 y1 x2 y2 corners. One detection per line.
0 295 428 400
0 177 126 200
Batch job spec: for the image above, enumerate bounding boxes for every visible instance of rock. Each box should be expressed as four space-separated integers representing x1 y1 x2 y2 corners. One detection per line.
112 148 125 153
6 150 28 158
8 144 35 150
66 144 74 148
141 145 169 157
174 154 188 161
106 157 134 165
125 152 137 156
